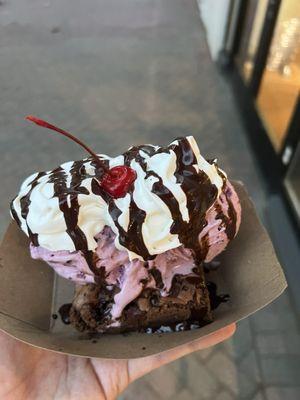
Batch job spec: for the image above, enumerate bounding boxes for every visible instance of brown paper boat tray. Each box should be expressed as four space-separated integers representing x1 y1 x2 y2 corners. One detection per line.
0 182 287 359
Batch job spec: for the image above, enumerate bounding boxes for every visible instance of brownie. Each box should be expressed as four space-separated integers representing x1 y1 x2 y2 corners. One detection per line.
69 267 212 333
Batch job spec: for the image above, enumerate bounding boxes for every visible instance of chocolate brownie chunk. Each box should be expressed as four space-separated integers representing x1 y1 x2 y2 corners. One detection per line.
69 267 212 333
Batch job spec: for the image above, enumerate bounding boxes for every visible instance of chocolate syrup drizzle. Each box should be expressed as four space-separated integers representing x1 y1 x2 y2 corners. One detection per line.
48 163 89 251
116 138 219 262
10 138 237 271
17 172 46 246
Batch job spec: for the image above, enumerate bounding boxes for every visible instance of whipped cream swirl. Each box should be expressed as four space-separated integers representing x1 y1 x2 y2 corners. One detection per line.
11 136 224 261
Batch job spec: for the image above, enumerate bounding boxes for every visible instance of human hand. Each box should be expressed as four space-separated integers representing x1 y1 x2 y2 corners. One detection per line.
0 324 235 400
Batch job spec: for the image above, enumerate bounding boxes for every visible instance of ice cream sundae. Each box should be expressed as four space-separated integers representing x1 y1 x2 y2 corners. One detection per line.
10 117 241 333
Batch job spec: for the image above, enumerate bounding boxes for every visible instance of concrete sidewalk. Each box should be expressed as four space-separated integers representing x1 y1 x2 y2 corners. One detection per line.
0 1 299 399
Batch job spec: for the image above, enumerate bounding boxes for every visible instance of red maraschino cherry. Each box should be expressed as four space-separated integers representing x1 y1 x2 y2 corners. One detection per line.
25 115 136 198
101 165 137 198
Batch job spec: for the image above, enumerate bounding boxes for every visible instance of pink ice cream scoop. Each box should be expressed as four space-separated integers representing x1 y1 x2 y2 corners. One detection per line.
30 181 241 319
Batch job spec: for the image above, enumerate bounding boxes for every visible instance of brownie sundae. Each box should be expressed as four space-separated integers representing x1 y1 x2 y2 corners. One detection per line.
10 117 241 333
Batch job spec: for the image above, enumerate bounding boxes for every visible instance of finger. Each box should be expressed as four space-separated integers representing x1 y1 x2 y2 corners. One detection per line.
128 323 236 381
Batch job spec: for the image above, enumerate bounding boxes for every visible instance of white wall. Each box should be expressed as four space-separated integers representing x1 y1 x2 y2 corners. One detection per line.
198 0 231 60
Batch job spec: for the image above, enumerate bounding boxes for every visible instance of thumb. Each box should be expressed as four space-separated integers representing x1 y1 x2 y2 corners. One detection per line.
128 323 236 381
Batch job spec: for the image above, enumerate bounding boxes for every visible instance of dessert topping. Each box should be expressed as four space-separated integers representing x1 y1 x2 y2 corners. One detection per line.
25 116 136 199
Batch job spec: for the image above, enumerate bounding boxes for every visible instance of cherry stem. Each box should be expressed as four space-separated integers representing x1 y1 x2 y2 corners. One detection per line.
25 115 108 171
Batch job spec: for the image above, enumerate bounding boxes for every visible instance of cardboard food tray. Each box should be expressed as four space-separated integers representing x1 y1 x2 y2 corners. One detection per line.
0 182 287 359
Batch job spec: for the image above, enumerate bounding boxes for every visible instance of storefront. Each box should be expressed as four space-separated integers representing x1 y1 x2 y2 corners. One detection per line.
221 0 300 227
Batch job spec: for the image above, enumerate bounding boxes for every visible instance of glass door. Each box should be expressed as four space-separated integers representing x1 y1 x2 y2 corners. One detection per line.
256 0 300 152
235 0 269 83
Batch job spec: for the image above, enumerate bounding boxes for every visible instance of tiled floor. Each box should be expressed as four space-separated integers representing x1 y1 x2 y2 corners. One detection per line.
0 1 299 399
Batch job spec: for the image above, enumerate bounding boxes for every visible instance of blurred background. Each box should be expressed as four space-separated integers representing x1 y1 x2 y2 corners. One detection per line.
0 0 299 399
